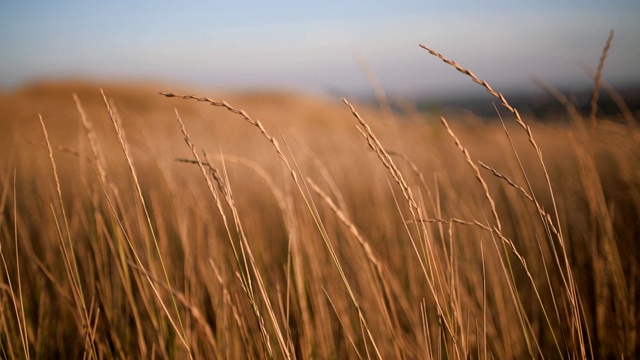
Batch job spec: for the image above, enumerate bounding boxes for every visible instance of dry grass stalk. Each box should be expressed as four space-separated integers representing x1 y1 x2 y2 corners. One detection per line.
307 177 410 358
39 114 99 359
581 64 637 128
421 44 589 357
165 92 384 359
174 110 281 359
342 99 472 356
0 171 29 359
100 91 191 356
342 98 420 219
590 29 615 130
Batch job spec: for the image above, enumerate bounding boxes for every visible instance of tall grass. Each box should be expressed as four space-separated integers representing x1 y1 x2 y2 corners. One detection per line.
0 39 638 358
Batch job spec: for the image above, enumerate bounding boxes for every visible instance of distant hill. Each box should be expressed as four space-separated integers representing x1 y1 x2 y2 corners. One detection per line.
0 80 381 166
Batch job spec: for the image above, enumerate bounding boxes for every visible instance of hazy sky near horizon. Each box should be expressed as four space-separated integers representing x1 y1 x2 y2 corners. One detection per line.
1 1 639 97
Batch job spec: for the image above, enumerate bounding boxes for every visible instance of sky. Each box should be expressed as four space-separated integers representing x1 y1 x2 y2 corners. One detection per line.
1 1 639 98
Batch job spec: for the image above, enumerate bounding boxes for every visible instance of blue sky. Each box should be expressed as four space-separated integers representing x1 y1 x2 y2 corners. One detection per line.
1 1 639 97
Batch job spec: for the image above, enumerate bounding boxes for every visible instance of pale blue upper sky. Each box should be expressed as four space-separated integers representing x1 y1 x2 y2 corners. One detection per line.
1 1 639 96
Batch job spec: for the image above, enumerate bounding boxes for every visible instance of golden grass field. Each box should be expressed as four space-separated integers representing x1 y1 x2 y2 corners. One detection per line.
0 43 638 359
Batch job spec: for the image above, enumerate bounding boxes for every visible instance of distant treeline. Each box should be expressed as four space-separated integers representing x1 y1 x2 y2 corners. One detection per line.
408 85 640 120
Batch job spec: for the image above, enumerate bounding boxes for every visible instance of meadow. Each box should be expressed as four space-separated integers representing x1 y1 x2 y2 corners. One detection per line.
0 42 638 359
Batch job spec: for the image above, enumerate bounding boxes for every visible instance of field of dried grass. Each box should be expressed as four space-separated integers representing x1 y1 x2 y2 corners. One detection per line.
0 45 638 359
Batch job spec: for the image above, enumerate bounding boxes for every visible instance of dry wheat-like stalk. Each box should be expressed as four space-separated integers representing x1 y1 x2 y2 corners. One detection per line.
174 110 282 359
164 92 383 359
420 44 587 357
0 170 29 359
101 91 192 357
39 115 98 359
340 98 469 353
590 29 615 130
581 64 636 127
342 98 420 219
440 117 502 232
